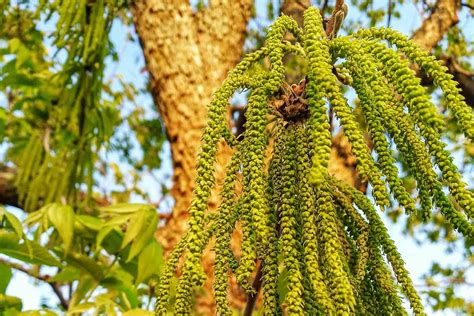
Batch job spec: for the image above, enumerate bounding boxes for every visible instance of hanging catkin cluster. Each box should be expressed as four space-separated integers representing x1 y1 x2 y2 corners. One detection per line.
155 7 473 316
14 0 119 211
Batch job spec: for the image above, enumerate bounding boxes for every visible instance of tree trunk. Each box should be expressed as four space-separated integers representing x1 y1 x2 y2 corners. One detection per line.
130 0 252 249
130 1 252 313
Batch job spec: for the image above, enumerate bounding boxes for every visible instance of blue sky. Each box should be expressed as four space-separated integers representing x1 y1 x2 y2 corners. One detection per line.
3 0 474 314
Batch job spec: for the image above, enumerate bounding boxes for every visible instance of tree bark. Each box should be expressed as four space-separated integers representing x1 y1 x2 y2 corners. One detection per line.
411 0 474 106
411 0 459 51
130 1 252 313
130 0 252 249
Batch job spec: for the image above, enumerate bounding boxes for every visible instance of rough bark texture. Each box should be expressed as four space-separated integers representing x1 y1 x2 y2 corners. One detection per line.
411 0 459 51
130 0 252 249
130 1 252 314
412 0 474 106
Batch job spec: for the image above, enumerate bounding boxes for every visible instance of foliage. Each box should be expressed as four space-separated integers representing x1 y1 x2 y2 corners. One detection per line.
155 7 473 315
0 203 163 315
0 0 166 314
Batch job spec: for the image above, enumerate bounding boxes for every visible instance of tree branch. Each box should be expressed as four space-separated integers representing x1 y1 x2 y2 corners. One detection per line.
460 2 474 10
411 0 459 51
280 0 311 27
0 258 69 310
243 260 263 316
411 0 474 106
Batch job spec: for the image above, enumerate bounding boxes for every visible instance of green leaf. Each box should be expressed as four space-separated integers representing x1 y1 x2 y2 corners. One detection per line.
100 272 139 310
24 209 45 226
0 208 23 238
76 215 101 232
18 310 58 316
135 239 163 285
54 250 104 281
69 275 95 307
122 310 153 316
0 208 32 258
0 294 22 311
8 38 22 52
126 211 158 262
0 264 12 294
48 267 80 283
47 204 75 254
102 213 132 228
66 302 95 313
96 225 117 249
120 210 150 250
277 267 289 305
0 73 42 88
99 203 152 214
0 232 62 267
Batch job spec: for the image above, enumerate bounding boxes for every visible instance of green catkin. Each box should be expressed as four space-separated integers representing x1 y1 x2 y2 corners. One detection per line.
235 14 300 295
214 151 242 316
295 124 334 313
314 185 356 315
333 188 403 314
154 6 474 315
61 0 79 45
16 137 38 186
362 74 436 218
367 240 407 316
361 39 474 221
330 37 416 215
81 1 97 61
354 27 474 141
331 189 369 286
355 59 436 219
292 194 317 315
15 137 43 208
55 0 73 44
236 86 270 290
331 178 425 315
303 9 333 184
333 210 357 280
263 124 285 316
331 37 471 230
15 0 116 213
253 14 298 247
278 125 305 315
173 47 276 313
225 198 244 275
156 217 218 315
304 7 390 208
26 154 53 212
155 232 189 315
90 0 106 59
384 95 473 235
235 183 257 293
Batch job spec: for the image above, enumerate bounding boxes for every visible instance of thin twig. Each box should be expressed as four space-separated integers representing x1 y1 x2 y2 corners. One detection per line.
243 260 264 316
461 2 474 10
0 258 69 309
325 0 345 37
321 0 330 15
387 0 393 27
50 282 70 310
